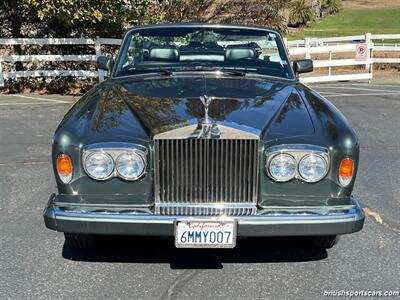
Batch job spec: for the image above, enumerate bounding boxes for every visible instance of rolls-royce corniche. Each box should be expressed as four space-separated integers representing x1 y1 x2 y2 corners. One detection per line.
43 23 364 249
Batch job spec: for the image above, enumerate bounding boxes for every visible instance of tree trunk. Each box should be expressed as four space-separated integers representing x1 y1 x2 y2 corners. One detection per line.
310 0 322 18
9 0 23 70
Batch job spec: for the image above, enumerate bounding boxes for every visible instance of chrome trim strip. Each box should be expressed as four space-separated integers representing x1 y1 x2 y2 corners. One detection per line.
266 144 329 155
258 205 356 216
54 203 358 218
258 205 356 211
54 203 355 212
53 207 360 224
54 202 151 208
84 142 148 152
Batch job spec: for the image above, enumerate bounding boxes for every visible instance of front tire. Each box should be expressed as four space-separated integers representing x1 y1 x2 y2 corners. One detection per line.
309 235 340 249
64 233 96 249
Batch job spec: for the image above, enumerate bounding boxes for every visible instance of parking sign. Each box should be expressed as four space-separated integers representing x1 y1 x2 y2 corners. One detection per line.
355 44 368 61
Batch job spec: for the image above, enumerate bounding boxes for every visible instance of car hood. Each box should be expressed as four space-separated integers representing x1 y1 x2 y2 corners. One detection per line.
58 75 315 143
111 75 314 139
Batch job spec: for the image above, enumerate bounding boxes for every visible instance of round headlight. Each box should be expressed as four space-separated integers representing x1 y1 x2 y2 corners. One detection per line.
116 152 145 180
85 152 114 180
299 154 327 182
268 153 296 182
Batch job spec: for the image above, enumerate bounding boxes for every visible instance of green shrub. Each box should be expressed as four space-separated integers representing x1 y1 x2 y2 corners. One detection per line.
289 0 316 27
322 0 343 15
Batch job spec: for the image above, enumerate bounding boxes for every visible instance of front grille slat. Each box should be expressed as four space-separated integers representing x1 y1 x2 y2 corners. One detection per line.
211 140 214 201
185 139 189 202
229 140 233 203
171 140 174 203
165 140 169 202
242 141 247 203
189 140 192 201
194 139 198 202
179 140 183 203
199 139 203 203
247 140 253 202
155 138 259 216
252 140 258 200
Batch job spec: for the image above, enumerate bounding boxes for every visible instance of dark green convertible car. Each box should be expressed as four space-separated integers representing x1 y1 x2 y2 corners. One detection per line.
43 23 364 249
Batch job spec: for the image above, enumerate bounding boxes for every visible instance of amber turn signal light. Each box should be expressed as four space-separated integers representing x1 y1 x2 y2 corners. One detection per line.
57 154 73 183
339 158 354 187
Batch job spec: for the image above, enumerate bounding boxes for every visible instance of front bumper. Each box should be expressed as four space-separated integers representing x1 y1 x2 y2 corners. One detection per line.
43 194 365 237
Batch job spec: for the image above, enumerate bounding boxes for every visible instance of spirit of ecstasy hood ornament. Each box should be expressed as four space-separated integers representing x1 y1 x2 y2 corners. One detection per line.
191 95 220 139
200 95 213 125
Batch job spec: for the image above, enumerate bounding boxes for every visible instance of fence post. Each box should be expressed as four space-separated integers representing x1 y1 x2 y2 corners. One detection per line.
94 36 104 82
328 50 332 77
365 33 372 71
304 37 311 59
0 60 4 87
369 42 374 84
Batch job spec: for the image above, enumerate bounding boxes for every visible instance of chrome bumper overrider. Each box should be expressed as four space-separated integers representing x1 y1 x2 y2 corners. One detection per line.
43 195 365 237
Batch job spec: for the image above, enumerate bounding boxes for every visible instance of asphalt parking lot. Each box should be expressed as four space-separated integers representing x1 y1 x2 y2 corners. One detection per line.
0 82 399 299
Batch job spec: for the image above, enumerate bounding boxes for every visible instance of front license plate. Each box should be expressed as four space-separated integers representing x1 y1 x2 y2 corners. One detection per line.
175 220 237 248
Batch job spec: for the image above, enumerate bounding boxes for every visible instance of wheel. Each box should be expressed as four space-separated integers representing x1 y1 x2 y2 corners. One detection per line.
64 233 96 249
309 235 340 249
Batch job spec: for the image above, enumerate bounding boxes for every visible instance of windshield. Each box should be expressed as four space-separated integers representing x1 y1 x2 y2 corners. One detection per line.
114 26 294 79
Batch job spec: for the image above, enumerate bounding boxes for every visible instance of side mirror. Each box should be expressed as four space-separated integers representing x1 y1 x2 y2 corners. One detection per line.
293 59 314 75
96 55 114 73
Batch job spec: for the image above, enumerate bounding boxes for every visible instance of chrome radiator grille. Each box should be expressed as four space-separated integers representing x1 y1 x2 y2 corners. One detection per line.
154 138 259 215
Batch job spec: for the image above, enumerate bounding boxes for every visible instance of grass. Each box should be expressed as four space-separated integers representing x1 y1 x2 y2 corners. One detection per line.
288 8 400 40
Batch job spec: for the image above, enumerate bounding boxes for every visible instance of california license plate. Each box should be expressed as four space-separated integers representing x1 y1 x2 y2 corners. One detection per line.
175 220 237 248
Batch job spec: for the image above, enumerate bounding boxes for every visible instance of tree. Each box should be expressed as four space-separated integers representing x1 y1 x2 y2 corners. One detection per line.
23 0 160 37
23 0 291 37
322 0 343 15
151 0 217 23
289 0 315 27
151 0 288 32
0 0 36 69
216 0 288 32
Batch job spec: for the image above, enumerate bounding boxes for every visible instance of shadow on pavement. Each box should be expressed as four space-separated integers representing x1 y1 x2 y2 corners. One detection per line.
62 236 328 269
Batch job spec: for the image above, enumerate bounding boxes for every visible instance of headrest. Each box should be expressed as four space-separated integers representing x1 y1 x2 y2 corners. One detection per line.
225 45 256 61
149 46 179 62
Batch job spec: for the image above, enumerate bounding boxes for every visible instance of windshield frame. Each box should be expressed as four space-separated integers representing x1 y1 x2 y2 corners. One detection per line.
111 23 295 80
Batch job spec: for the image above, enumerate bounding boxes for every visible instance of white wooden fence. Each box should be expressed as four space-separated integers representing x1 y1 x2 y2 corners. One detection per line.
0 37 120 87
0 33 399 87
287 33 400 83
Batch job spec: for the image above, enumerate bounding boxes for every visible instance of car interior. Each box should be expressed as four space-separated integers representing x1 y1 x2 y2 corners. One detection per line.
119 40 289 77
142 42 263 63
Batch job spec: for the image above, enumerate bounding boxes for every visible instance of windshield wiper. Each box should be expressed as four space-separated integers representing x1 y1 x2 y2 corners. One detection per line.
157 70 173 76
173 67 246 77
117 66 247 77
220 69 246 77
116 67 173 77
